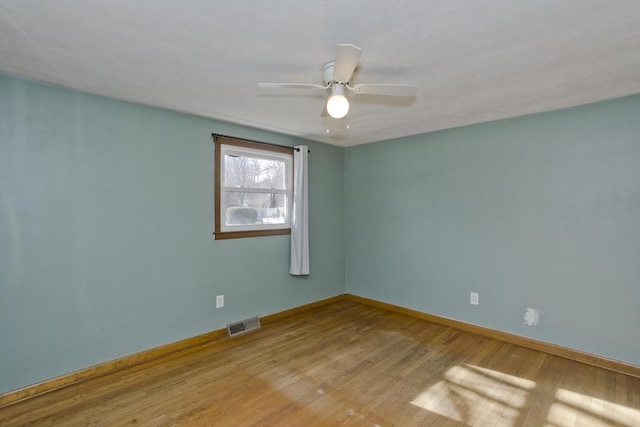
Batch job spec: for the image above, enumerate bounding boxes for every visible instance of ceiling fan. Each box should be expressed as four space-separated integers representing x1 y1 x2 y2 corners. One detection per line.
258 44 417 119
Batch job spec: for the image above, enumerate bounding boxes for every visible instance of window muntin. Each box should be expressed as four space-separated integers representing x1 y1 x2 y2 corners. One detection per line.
214 136 293 239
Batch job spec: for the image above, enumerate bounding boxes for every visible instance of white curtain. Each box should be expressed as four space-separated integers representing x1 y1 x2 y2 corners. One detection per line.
290 145 309 275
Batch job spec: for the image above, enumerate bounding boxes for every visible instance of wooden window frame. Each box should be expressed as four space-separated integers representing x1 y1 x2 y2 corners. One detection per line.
214 135 293 240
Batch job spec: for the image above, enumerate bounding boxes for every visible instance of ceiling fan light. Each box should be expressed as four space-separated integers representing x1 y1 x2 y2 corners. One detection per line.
326 84 349 119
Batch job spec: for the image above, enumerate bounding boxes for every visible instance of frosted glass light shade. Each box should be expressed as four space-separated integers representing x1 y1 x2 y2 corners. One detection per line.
326 84 349 119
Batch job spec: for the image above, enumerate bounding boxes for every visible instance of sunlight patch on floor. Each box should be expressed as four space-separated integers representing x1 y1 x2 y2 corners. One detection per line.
546 388 640 427
410 364 535 426
412 364 640 427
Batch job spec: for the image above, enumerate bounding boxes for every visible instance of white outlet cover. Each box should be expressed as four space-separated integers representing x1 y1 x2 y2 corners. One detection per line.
470 293 479 305
216 295 224 308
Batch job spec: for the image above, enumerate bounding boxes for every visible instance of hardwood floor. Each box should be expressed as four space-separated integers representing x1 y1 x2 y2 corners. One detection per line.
1 300 638 426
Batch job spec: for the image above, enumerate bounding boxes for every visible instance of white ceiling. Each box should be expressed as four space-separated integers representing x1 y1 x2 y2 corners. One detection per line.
1 1 639 147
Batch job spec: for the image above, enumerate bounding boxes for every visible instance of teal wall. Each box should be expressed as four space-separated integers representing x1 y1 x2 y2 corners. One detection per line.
345 95 640 365
0 75 345 393
1 73 638 394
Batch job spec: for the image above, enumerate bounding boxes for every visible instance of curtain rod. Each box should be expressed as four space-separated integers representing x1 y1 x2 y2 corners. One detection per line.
211 133 310 153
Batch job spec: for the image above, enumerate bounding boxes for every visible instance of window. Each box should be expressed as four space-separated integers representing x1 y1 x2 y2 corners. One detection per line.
214 135 293 240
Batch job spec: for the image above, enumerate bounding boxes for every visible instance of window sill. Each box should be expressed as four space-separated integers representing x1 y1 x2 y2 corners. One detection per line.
214 228 291 240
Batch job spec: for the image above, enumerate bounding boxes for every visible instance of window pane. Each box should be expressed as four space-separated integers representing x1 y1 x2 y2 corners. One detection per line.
224 192 287 226
224 154 286 190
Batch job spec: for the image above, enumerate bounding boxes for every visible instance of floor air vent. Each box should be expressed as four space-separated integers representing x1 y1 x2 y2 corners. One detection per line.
227 316 261 337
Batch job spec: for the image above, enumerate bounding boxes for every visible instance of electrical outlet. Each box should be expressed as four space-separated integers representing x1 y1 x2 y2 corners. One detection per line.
470 292 479 305
216 295 224 308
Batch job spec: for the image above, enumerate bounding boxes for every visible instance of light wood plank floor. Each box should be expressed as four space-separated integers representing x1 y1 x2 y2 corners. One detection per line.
1 300 638 426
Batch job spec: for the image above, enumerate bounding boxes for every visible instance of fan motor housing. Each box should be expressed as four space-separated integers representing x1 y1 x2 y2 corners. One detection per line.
323 61 338 85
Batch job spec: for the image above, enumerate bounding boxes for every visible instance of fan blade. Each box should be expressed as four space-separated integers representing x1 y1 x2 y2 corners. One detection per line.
258 83 327 90
350 83 417 97
332 44 362 83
